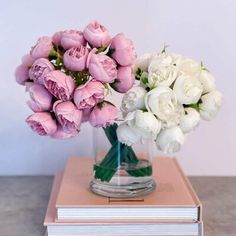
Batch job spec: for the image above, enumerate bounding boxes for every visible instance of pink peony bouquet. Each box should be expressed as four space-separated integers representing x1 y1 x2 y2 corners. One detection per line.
15 21 136 139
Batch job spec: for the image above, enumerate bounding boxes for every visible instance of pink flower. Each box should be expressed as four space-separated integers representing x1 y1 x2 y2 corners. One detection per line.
88 52 117 83
21 54 35 67
29 58 54 84
44 71 75 101
74 80 105 109
89 102 119 128
15 64 29 85
27 84 53 112
52 31 63 47
51 125 78 139
30 36 53 59
83 21 111 48
63 46 89 71
26 112 57 136
111 66 135 93
61 30 85 50
53 100 83 132
111 33 136 66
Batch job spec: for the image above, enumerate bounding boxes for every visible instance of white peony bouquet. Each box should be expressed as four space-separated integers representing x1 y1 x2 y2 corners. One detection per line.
117 49 223 154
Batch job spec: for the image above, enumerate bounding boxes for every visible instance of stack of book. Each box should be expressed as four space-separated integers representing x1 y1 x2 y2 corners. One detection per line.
44 157 203 236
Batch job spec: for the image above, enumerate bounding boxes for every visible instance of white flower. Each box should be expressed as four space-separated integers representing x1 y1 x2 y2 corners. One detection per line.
117 110 161 146
134 53 153 73
147 53 178 88
116 123 141 146
125 110 161 139
199 70 216 93
156 126 185 154
145 86 182 127
121 86 146 114
179 58 201 77
179 108 200 133
173 75 203 104
162 104 184 129
199 90 223 121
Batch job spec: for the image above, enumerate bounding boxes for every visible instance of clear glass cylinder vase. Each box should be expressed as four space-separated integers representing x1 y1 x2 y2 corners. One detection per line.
90 123 156 198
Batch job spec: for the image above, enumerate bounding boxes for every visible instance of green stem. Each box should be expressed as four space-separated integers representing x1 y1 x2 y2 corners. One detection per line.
93 124 152 182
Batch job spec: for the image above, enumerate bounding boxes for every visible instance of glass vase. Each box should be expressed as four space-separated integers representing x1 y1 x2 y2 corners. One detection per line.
90 123 156 198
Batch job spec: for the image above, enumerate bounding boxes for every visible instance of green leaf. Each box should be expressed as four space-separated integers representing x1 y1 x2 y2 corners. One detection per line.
96 46 108 54
140 72 148 85
135 68 142 80
161 44 169 54
73 70 90 86
201 61 209 72
184 103 200 111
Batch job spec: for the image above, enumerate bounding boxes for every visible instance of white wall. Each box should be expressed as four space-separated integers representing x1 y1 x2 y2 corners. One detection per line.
0 0 235 176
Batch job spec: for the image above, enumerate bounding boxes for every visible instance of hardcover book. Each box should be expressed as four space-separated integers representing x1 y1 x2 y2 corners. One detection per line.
55 157 202 222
